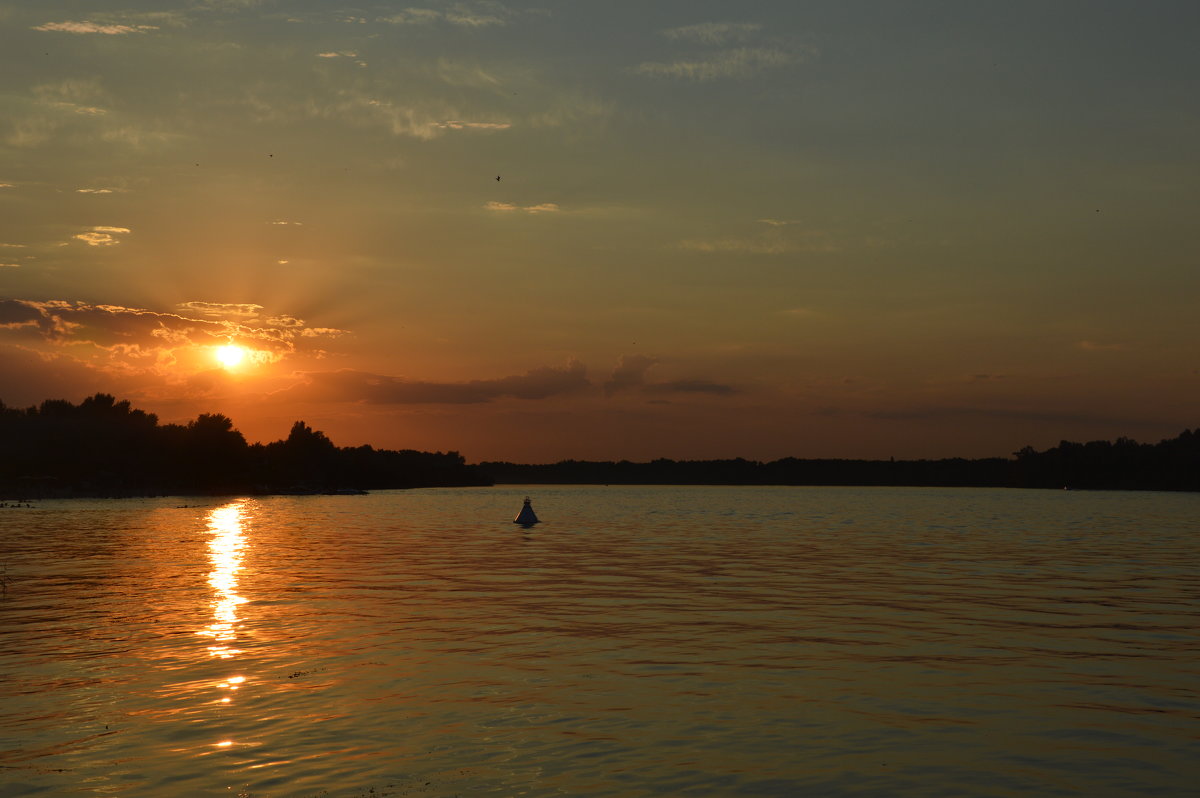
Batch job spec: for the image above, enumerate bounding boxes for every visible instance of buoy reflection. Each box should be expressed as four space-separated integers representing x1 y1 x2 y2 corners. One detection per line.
200 502 248 659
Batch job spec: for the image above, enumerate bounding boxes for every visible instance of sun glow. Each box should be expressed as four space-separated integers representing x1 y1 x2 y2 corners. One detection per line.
215 345 246 369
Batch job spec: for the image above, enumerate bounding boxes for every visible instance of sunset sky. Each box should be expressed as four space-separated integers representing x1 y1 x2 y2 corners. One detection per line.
2 0 1198 463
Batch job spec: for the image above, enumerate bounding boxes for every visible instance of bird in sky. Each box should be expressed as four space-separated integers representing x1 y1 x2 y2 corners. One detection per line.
496 175 501 181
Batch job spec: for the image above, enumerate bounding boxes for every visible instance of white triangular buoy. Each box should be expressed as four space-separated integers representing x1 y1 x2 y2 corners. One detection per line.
514 496 539 525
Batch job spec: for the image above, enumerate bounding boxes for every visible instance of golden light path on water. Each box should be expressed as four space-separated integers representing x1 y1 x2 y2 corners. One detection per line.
199 501 249 751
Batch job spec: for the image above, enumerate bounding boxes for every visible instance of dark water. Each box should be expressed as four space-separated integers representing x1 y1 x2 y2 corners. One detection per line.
1 486 1197 796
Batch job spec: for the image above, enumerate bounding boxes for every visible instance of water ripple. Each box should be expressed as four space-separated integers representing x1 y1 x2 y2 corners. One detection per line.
1 486 1197 796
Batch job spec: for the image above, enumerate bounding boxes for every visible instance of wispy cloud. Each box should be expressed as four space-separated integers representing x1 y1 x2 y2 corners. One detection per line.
635 47 798 81
34 21 157 35
317 51 358 58
433 120 511 130
178 302 264 319
73 226 131 246
680 226 836 254
664 22 762 45
679 237 789 255
434 58 502 89
485 201 560 214
379 4 512 28
33 78 110 116
379 9 442 25
1 263 19 269
76 188 115 194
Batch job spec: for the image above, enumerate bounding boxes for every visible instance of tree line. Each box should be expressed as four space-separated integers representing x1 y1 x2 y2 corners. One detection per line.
3 393 1197 497
0 393 490 498
478 430 1200 491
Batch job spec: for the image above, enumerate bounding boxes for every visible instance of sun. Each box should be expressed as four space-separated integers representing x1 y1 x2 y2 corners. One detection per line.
215 345 246 369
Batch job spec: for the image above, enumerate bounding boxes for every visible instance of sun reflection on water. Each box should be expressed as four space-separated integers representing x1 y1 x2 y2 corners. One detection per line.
200 502 249 659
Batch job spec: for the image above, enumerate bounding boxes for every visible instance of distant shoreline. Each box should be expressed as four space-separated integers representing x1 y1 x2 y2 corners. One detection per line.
4 394 1198 498
475 446 1200 493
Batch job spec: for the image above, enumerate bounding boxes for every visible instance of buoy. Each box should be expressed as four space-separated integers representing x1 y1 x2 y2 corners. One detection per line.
514 496 539 525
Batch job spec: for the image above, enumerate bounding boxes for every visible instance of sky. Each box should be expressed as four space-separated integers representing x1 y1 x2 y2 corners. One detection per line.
2 0 1198 463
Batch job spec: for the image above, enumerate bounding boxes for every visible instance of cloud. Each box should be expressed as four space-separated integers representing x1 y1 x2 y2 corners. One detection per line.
434 58 502 89
634 47 799 81
679 228 836 254
1 263 19 269
678 237 792 255
76 188 115 194
0 300 347 372
604 355 736 398
236 85 505 142
317 51 358 58
0 183 14 189
379 4 511 28
485 201 560 214
433 120 511 130
379 9 442 25
283 360 590 405
74 226 131 246
605 354 659 396
34 21 157 34
33 78 109 116
527 94 615 129
178 302 264 319
648 379 737 396
664 22 762 45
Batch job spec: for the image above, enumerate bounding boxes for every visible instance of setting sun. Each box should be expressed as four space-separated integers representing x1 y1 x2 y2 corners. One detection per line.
215 345 246 369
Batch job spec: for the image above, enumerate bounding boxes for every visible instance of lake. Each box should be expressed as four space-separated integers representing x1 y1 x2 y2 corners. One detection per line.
1 486 1197 796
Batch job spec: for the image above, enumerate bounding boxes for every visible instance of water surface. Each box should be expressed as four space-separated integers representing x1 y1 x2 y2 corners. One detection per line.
2 486 1197 796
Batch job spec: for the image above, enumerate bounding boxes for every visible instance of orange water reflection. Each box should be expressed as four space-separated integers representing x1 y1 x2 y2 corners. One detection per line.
199 502 248 659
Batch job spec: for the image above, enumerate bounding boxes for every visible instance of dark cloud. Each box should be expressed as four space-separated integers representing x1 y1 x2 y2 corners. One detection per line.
0 300 44 329
282 361 591 405
648 379 737 396
0 346 127 407
604 354 658 396
604 354 735 397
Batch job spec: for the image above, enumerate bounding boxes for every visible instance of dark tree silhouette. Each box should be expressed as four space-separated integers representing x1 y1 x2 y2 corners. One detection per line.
2 393 1197 497
0 394 490 498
